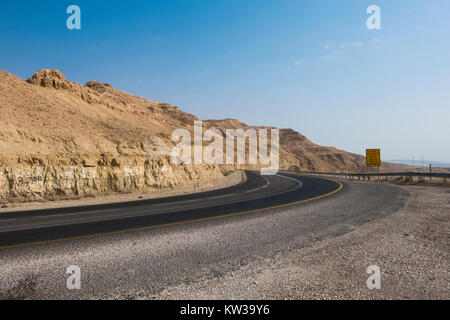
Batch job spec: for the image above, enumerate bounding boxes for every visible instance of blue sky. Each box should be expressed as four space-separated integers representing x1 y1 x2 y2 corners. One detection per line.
1 0 449 162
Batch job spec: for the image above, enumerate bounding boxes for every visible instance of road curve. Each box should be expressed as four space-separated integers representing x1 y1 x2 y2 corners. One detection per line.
0 171 341 249
0 174 411 299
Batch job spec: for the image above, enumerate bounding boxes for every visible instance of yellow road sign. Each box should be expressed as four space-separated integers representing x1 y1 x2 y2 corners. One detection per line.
366 149 381 167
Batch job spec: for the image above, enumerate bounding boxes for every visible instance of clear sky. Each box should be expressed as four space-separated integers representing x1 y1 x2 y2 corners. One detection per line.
1 0 449 162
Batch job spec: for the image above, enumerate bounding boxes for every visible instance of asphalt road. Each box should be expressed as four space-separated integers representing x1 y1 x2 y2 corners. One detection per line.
0 171 340 249
0 172 410 299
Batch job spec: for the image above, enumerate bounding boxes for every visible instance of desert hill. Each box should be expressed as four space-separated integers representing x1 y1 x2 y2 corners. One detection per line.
203 119 407 173
204 119 367 172
0 69 221 201
0 69 388 202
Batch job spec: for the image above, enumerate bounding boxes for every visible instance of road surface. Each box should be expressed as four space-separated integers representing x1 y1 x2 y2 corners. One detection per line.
0 171 340 249
0 171 410 299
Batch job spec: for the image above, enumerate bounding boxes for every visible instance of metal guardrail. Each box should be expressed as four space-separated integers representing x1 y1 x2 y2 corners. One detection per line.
297 171 450 183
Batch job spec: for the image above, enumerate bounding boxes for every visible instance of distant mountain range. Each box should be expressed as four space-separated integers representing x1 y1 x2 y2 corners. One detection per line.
387 160 450 168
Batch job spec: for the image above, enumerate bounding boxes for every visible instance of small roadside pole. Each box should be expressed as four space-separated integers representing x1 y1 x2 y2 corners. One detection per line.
429 163 432 182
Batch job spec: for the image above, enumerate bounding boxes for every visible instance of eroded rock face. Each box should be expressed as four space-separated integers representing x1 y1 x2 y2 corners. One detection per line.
0 156 221 201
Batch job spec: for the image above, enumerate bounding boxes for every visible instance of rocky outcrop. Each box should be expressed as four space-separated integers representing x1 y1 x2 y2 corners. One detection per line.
27 69 69 89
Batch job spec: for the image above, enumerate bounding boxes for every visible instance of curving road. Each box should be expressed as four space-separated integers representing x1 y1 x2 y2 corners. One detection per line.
0 171 411 299
0 171 341 249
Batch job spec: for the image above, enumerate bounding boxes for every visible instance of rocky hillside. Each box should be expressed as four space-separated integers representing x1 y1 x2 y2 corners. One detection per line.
0 69 391 203
0 69 221 202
